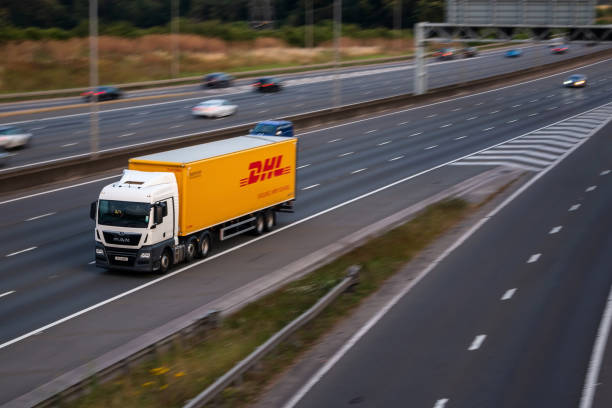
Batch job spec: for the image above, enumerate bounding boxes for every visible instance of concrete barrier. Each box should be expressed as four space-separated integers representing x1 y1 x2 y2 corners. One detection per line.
1 47 611 195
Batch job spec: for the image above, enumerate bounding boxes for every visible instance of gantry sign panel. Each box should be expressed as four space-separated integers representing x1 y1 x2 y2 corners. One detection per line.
447 0 596 26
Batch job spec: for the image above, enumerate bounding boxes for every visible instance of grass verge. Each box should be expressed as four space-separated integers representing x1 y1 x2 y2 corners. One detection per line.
65 198 471 408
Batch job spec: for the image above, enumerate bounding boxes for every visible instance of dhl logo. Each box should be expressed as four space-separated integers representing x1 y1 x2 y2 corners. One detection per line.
240 155 291 187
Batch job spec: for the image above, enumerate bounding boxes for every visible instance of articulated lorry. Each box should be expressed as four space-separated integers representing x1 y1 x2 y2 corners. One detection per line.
90 135 297 272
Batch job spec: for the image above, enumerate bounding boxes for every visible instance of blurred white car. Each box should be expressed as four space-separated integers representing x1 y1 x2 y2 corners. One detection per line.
0 125 31 149
192 99 237 118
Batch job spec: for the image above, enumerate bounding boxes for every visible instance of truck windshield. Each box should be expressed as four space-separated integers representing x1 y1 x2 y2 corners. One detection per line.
98 200 151 228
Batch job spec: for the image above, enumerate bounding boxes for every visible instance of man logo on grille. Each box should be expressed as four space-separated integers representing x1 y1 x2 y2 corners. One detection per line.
240 155 290 187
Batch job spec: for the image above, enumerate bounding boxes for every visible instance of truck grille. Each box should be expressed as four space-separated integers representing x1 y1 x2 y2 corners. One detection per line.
103 232 141 246
106 248 139 267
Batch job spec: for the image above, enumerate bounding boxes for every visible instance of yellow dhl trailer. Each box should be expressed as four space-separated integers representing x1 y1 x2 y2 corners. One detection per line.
90 135 297 273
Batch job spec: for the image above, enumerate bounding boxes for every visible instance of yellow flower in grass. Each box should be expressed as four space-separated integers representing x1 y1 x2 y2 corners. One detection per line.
150 366 170 375
159 384 169 390
174 371 186 378
142 381 155 387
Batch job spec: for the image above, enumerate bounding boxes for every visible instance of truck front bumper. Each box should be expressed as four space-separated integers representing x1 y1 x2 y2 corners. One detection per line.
95 243 159 272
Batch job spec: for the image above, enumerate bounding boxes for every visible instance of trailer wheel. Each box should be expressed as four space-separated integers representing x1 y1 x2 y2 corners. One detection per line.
198 232 211 258
159 249 172 274
252 213 265 235
264 210 276 232
185 237 198 262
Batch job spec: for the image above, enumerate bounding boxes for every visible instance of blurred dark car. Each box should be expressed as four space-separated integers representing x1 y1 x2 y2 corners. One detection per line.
435 48 455 61
552 45 569 54
249 120 294 137
563 74 587 88
81 86 123 102
505 49 522 58
202 72 234 88
462 47 478 58
252 77 283 92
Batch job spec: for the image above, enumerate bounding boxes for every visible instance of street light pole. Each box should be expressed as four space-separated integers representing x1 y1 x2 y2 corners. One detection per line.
89 0 99 156
171 0 180 78
333 0 342 108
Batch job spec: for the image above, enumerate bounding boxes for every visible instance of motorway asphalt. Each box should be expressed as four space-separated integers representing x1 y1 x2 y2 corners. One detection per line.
1 43 610 171
0 55 612 403
289 113 612 408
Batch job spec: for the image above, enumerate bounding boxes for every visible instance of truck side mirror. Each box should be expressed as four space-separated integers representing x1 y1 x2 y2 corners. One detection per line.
154 205 164 225
90 201 97 220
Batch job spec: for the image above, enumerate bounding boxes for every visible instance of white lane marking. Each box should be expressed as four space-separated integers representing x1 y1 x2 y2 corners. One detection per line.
440 123 452 128
25 212 55 222
425 145 438 150
6 247 37 257
0 174 119 206
454 135 467 140
398 121 409 126
170 124 183 129
586 185 597 192
377 140 391 146
295 103 304 107
30 127 45 130
601 170 610 176
529 99 538 103
388 155 404 161
569 204 581 212
501 288 517 300
490 110 500 114
579 283 612 408
328 138 342 143
297 164 311 169
365 129 377 134
351 168 367 174
546 106 559 110
61 143 77 147
528 113 539 117
0 291 15 299
507 119 518 124
468 335 486 351
118 132 135 138
433 399 449 408
512 104 522 107
476 102 484 106
259 110 269 114
301 184 320 190
467 116 478 120
128 121 142 126
527 253 541 263
409 132 422 137
137 111 149 115
88 260 95 265
483 127 495 131
549 226 563 234
338 152 354 157
547 94 556 98
452 107 461 111
426 114 437 118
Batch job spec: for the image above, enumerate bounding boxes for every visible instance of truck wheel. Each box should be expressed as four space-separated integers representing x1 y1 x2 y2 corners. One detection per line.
159 249 172 274
185 237 198 262
264 210 276 232
198 233 211 258
252 213 265 235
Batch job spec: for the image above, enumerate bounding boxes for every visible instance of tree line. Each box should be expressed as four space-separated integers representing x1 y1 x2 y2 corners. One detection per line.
2 0 444 31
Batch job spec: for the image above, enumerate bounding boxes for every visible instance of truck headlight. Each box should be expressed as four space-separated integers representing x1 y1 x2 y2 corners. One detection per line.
95 248 105 255
140 252 151 259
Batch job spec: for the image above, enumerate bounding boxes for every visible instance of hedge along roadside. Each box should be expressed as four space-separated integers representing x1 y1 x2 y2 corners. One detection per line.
1 46 611 195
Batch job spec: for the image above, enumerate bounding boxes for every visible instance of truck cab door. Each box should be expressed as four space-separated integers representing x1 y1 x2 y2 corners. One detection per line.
152 199 173 243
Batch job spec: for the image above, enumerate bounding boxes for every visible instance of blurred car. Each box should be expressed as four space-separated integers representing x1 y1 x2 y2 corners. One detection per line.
252 77 283 92
563 74 587 88
81 86 123 102
435 48 455 61
548 38 564 48
191 99 237 118
505 49 522 58
249 120 294 137
552 45 569 54
462 47 478 58
202 72 234 88
0 148 9 167
0 125 32 149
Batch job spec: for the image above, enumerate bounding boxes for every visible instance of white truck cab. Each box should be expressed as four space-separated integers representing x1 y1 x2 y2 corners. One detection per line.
91 170 180 272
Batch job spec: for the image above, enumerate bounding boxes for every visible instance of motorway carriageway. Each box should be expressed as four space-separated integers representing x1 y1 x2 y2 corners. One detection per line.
1 43 611 171
0 56 612 403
